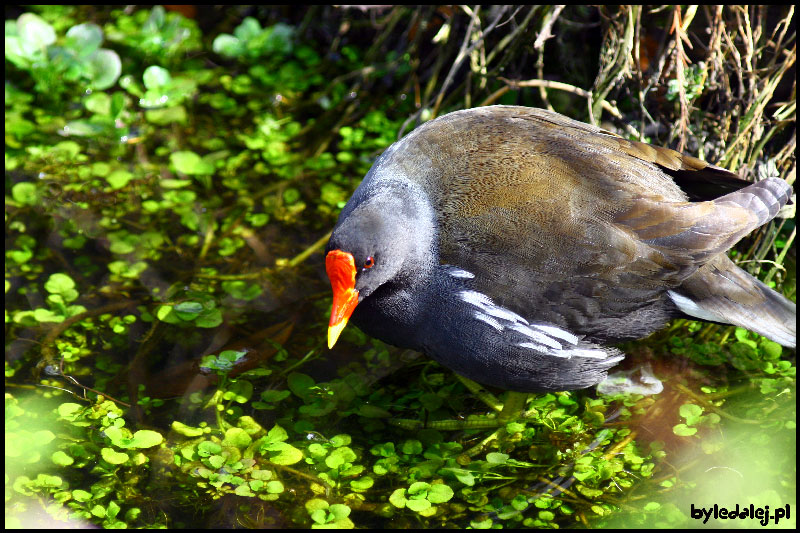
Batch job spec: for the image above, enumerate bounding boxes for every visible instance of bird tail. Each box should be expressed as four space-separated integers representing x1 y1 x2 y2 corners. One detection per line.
669 255 796 348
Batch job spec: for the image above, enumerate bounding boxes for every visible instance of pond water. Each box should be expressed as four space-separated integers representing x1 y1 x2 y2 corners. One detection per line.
5 5 795 529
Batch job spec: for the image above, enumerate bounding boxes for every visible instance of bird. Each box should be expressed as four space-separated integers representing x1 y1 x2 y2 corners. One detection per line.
324 105 795 393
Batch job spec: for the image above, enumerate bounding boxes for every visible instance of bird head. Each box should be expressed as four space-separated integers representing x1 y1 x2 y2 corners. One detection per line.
325 184 436 348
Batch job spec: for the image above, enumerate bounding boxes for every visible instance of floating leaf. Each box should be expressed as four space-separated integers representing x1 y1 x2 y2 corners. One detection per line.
106 169 134 189
171 150 214 175
101 447 129 465
17 13 56 53
65 23 103 55
130 430 163 449
427 483 454 503
88 49 122 90
672 423 698 437
143 65 171 89
11 182 38 205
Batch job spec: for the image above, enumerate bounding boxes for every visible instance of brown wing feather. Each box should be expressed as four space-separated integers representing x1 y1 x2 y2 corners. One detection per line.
386 106 791 340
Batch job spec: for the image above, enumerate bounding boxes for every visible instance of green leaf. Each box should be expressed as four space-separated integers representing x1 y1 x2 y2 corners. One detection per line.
57 403 83 418
5 36 30 68
129 430 163 448
106 500 121 520
170 150 201 173
108 260 148 278
400 440 423 455
18 13 56 52
212 34 242 57
156 305 180 324
486 452 509 464
44 273 76 294
88 49 122 90
146 105 187 125
85 92 112 115
33 308 63 323
329 504 351 520
171 421 204 437
234 17 263 41
389 488 407 508
234 484 254 497
576 484 604 498
143 65 171 89
287 372 315 400
51 141 83 159
672 423 698 437
51 450 74 466
92 161 112 176
223 427 253 449
330 434 351 447
427 483 454 503
309 509 328 525
72 489 93 502
760 340 782 360
325 447 357 469
197 441 222 456
106 169 134 189
221 280 262 300
65 23 103 55
445 467 475 486
679 403 703 425
266 424 289 443
171 150 214 175
11 182 38 205
264 23 294 55
320 182 346 206
101 447 129 465
350 476 374 491
407 481 430 496
174 301 203 319
65 120 105 136
195 308 223 328
356 404 391 418
110 91 125 117
305 498 330 514
644 501 662 511
265 442 303 465
266 480 284 494
734 327 758 348
406 498 432 512
511 494 529 511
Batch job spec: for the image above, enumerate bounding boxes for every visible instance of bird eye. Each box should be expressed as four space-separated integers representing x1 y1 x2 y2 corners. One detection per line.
363 256 375 269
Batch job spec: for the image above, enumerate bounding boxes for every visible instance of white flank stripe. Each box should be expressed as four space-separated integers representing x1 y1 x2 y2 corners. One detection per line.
474 312 504 331
532 324 579 345
459 289 599 358
449 268 475 279
516 341 551 353
459 290 527 323
508 323 563 349
564 348 609 359
458 290 493 308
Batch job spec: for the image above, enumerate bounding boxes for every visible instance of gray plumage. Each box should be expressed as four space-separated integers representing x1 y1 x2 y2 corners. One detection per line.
327 106 795 392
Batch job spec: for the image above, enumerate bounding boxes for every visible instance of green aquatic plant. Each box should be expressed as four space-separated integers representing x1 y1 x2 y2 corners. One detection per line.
5 5 795 529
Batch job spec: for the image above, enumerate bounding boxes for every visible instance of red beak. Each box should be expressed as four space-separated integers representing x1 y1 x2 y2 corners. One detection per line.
326 249 359 348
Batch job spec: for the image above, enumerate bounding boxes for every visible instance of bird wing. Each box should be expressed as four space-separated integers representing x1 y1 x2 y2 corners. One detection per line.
396 106 789 338
613 176 790 264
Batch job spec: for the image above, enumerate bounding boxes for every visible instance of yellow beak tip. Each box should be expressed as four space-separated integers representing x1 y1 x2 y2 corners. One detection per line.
327 320 348 349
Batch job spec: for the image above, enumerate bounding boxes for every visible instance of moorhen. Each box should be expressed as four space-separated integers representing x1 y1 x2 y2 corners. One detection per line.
325 106 795 393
